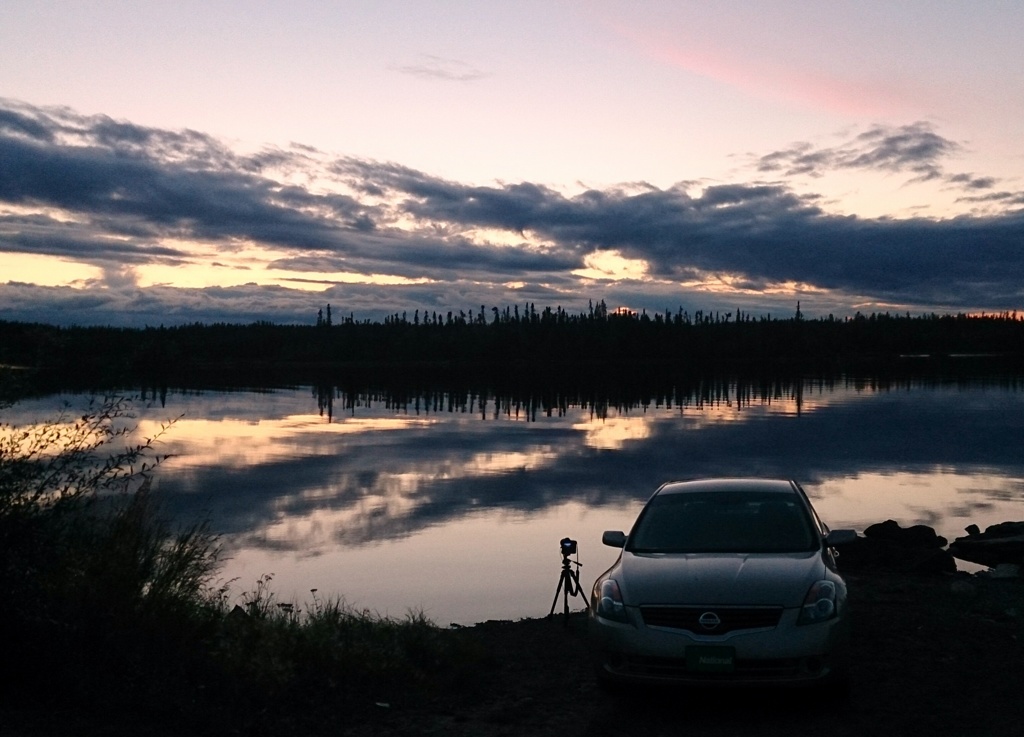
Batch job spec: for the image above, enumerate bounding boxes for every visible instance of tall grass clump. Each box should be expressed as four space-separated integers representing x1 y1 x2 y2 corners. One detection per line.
0 393 480 735
199 578 482 734
0 396 220 705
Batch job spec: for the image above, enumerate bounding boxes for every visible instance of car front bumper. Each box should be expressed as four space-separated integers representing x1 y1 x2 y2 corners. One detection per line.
590 606 850 687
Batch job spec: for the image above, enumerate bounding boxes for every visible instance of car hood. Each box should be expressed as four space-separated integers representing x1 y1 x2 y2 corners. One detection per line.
617 551 826 608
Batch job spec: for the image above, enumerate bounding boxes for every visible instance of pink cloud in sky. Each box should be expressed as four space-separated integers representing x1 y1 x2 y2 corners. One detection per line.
603 16 916 119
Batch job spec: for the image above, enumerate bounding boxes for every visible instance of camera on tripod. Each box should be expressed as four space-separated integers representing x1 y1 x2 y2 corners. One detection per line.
548 536 589 626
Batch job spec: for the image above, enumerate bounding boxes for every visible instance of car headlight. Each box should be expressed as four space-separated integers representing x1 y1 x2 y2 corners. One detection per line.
798 580 838 625
594 579 628 623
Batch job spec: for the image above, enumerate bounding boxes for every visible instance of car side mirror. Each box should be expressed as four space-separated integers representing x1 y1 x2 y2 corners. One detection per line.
602 530 627 548
825 529 858 546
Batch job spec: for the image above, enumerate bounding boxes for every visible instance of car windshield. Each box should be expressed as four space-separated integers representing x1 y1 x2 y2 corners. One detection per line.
626 490 818 554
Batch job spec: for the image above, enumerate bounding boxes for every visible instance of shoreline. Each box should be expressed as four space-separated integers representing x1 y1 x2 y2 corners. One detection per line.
4 569 1022 737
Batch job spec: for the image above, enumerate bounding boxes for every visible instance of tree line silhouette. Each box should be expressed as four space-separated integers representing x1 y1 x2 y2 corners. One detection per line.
2 301 1023 389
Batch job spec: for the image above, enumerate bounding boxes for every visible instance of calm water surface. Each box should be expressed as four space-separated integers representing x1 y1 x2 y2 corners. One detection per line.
10 376 1024 624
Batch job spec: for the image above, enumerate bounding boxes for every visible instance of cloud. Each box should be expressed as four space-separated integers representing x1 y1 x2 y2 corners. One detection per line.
0 212 189 263
97 264 140 290
948 173 998 191
0 105 57 142
340 163 1024 309
755 122 989 191
0 99 374 252
1 99 1023 327
392 54 490 82
957 190 1024 207
846 123 959 178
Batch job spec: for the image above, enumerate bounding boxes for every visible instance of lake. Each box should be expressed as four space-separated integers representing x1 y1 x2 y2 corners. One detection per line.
7 373 1024 625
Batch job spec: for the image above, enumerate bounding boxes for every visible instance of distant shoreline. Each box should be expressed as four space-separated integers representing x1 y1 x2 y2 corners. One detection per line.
2 311 1023 386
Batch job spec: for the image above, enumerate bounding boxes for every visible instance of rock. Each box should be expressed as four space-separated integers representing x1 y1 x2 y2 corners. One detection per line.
835 522 956 575
863 519 948 548
982 521 1024 538
837 539 956 574
949 521 1024 568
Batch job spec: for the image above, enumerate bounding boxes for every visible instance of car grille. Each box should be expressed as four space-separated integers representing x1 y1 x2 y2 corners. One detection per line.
640 605 782 634
616 654 804 681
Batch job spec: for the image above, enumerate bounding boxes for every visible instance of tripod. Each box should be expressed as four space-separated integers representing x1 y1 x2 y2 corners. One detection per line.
547 551 590 627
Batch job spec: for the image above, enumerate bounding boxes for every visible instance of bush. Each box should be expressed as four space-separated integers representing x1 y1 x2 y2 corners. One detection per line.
0 396 220 703
0 394 480 735
197 580 481 734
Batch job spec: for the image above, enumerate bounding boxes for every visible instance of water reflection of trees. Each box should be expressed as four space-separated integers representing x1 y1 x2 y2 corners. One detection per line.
126 368 1024 556
310 367 1024 422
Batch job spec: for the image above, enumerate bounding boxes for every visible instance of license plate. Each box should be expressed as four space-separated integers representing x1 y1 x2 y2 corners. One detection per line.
686 645 735 673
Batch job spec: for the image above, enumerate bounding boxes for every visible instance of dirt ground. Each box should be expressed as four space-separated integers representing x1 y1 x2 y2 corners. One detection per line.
4 571 1023 736
353 571 1024 737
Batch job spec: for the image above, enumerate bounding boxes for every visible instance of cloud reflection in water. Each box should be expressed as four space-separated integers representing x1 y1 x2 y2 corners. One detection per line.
11 377 1024 622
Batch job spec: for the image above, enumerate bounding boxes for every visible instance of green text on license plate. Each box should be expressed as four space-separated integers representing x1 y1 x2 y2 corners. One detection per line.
687 645 735 673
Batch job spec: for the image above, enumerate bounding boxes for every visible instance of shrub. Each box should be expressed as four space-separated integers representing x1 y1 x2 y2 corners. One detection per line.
0 396 221 705
200 582 481 734
0 394 480 735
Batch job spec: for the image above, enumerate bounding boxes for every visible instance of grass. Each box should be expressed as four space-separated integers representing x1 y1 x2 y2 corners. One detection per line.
0 395 480 736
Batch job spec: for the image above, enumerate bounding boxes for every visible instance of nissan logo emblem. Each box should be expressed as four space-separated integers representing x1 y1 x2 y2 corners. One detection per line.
698 611 721 630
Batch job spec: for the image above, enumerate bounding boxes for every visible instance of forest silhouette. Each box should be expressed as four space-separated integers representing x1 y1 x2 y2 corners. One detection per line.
2 301 1023 392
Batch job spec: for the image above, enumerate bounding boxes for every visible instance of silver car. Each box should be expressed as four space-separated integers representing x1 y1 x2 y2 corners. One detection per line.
590 478 855 690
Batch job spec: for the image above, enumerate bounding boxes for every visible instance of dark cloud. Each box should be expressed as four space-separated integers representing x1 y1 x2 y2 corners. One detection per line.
0 278 580 328
0 105 56 142
756 122 977 188
958 190 1024 206
269 230 576 282
847 123 958 179
1 99 1023 326
341 163 1024 309
948 173 997 190
0 99 373 255
0 213 189 263
756 142 833 178
0 281 336 327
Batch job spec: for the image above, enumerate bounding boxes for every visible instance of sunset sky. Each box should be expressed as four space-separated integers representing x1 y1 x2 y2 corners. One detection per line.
2 1 1023 326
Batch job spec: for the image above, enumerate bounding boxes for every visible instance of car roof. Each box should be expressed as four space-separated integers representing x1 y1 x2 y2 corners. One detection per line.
654 478 799 496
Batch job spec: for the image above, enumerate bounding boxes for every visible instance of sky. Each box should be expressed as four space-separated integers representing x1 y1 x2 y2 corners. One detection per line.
1 0 1023 327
